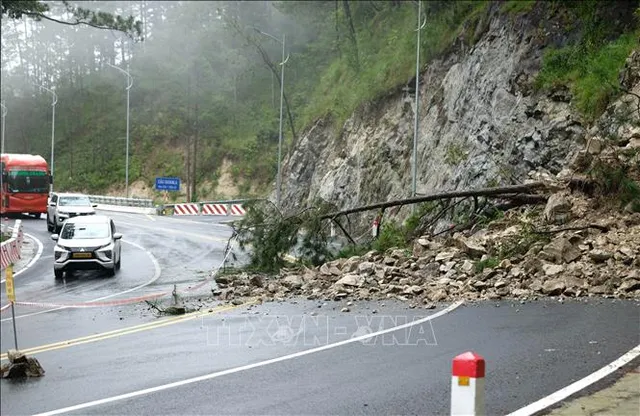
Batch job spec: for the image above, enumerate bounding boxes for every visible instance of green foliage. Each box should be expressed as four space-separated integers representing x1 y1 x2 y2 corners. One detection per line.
587 160 640 211
298 1 490 130
536 0 640 122
1 0 141 38
335 244 371 260
235 200 297 272
475 257 499 273
501 0 536 14
495 222 550 259
372 221 408 252
444 144 468 166
404 202 438 235
234 200 337 272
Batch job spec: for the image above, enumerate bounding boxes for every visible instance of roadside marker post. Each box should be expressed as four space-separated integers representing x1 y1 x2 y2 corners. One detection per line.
451 351 485 416
5 264 19 349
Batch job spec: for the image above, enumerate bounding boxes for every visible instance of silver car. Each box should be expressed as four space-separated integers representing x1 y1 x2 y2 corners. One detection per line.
52 215 122 279
47 193 97 233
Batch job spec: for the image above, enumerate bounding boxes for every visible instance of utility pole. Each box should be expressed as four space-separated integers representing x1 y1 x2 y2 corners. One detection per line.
192 64 199 203
107 62 133 198
1 100 6 210
412 1 426 206
252 27 289 210
34 84 57 194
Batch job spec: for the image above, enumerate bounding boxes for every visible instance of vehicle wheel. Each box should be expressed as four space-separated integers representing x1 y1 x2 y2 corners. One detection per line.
115 257 121 271
54 269 64 279
47 215 54 232
106 268 116 277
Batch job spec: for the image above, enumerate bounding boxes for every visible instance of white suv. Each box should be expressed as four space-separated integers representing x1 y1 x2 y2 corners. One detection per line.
47 193 97 233
52 215 122 279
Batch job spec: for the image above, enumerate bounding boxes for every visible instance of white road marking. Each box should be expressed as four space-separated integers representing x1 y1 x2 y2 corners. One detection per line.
0 239 162 322
33 301 463 416
145 214 155 221
507 344 640 416
0 232 43 284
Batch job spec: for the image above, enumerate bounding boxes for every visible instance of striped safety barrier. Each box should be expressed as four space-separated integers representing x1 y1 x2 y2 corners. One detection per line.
173 203 200 216
230 204 246 216
1 220 23 270
202 203 228 216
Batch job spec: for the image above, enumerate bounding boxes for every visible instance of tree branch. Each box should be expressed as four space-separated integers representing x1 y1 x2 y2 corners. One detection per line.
321 183 548 219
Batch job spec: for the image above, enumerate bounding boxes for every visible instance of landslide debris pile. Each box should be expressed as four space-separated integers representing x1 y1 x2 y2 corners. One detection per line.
209 48 640 308
213 190 640 306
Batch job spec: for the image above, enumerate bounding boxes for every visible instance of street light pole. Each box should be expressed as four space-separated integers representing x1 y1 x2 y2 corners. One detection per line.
412 1 426 205
35 85 57 194
1 100 6 154
253 27 289 210
108 62 133 199
1 100 6 209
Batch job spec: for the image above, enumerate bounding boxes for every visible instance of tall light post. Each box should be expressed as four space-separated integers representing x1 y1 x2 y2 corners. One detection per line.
108 62 133 199
1 100 7 209
1 100 6 154
412 1 426 204
252 27 289 210
35 85 57 194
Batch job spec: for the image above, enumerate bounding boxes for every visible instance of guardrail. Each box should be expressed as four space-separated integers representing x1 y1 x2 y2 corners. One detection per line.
1 220 23 270
87 195 154 208
85 195 251 217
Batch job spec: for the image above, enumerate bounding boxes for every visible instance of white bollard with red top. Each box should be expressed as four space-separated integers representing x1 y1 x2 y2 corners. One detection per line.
451 351 485 416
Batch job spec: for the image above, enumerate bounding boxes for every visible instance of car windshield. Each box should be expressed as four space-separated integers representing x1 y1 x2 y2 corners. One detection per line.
59 196 92 206
6 170 49 193
60 222 109 239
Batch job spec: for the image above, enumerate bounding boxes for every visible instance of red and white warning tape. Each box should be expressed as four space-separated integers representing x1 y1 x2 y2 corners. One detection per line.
0 235 240 313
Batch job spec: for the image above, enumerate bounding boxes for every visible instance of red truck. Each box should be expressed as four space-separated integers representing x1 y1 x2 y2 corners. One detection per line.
1 153 51 217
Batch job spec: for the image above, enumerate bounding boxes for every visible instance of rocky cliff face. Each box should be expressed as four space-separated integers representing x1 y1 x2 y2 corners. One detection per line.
278 3 632 223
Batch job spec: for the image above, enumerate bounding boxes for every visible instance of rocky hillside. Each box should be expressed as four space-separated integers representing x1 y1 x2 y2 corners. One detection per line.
207 30 640 307
278 1 638 224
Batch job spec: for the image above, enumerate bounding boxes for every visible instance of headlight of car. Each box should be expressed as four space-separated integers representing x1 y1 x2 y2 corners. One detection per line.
54 245 70 261
96 243 114 261
58 212 69 219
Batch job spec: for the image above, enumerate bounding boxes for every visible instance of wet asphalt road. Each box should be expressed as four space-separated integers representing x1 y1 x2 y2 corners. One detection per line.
1 213 639 415
1 211 238 312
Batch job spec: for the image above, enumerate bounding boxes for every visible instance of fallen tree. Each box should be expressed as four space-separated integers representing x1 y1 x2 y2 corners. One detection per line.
230 182 552 273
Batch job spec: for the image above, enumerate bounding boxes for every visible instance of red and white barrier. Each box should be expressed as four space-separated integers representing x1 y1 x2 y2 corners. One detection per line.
202 203 229 216
1 220 23 270
230 204 246 216
168 202 246 217
173 203 200 216
451 351 485 416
